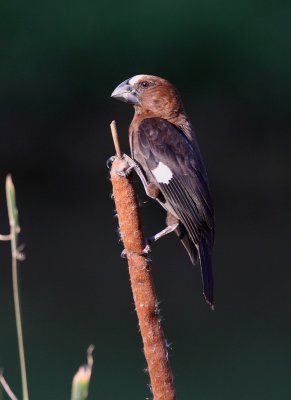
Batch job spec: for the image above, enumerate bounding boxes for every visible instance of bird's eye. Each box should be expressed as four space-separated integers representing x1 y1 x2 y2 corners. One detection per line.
141 81 150 88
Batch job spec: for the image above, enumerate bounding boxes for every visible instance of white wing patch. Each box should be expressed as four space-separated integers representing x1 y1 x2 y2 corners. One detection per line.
152 162 173 184
128 74 147 85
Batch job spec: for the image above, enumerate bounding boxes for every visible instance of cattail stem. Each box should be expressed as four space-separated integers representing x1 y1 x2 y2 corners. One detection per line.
109 121 176 400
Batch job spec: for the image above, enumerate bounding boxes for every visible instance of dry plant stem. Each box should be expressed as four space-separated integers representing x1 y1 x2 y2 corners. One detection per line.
0 373 18 400
110 158 176 397
110 120 122 158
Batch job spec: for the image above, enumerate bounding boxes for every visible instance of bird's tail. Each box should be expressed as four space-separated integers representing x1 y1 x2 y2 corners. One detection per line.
175 223 198 265
198 231 214 309
175 222 214 309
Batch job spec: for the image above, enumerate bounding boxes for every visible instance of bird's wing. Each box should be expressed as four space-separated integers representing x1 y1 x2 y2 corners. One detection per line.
137 117 215 305
138 117 214 240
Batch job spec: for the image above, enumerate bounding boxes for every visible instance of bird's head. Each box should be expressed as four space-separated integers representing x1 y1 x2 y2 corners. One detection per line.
111 74 183 119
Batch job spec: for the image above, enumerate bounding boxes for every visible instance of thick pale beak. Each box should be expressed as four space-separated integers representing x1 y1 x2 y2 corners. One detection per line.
111 79 140 105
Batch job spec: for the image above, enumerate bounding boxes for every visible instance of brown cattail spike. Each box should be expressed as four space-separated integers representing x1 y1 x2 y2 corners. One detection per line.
109 122 176 400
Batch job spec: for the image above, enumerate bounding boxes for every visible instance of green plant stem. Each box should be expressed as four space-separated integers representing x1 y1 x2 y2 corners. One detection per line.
6 175 29 400
10 230 29 400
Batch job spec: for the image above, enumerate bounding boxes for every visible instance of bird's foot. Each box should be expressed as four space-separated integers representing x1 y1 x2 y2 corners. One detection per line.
120 225 179 259
121 238 153 259
143 236 154 252
117 154 141 177
106 154 136 177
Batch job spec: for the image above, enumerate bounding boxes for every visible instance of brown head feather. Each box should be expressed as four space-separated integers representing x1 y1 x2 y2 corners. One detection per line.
129 75 194 142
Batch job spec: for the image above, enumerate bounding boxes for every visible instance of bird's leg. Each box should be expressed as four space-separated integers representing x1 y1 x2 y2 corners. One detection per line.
143 223 179 253
121 155 162 200
121 154 148 184
121 223 179 259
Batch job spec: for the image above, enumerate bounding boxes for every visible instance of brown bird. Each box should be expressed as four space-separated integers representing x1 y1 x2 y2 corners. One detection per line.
111 74 215 308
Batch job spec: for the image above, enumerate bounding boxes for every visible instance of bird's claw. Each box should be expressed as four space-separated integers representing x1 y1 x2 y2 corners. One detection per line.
107 154 135 177
120 239 152 259
106 155 117 169
140 243 152 255
121 249 127 258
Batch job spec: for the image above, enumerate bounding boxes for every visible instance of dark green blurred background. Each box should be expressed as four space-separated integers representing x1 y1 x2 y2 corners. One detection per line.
0 0 290 398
